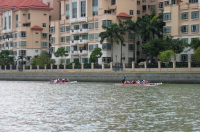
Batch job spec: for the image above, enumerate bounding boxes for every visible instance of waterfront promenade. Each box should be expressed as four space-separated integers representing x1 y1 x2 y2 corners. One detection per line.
0 61 200 84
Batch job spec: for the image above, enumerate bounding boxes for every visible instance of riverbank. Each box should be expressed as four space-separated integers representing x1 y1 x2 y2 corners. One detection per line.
0 72 200 84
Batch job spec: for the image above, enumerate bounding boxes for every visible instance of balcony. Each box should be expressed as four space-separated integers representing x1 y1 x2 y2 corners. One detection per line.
70 40 78 46
71 50 88 55
70 17 87 23
79 39 88 44
79 28 88 34
70 29 79 34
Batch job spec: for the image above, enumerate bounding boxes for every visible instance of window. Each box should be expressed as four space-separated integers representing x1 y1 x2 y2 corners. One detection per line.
9 16 11 29
130 10 134 15
66 26 70 32
181 54 188 61
44 14 47 16
66 4 70 19
72 2 77 18
19 50 26 56
42 23 46 27
89 34 94 40
23 23 30 27
180 25 188 33
164 1 169 5
60 26 65 32
95 33 99 40
181 38 188 44
41 51 48 54
149 5 155 11
92 0 98 16
163 12 171 21
95 22 98 28
88 23 94 29
81 0 86 17
191 24 199 32
111 0 116 5
82 24 88 29
129 44 134 50
82 34 88 40
191 11 199 19
163 26 171 34
189 0 198 3
137 1 140 5
28 13 30 19
60 36 65 42
74 25 79 30
42 33 48 38
171 0 176 4
102 20 112 27
50 26 55 33
19 31 26 37
16 14 18 27
159 2 163 8
137 10 140 14
66 46 70 52
89 45 94 51
42 42 48 47
50 37 55 43
19 41 26 46
66 36 70 42
102 57 111 63
35 50 38 53
74 35 79 40
102 43 112 50
128 33 135 40
181 12 188 20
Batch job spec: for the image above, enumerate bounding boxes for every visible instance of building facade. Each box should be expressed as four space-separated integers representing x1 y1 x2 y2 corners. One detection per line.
0 0 52 65
49 0 138 64
0 0 198 66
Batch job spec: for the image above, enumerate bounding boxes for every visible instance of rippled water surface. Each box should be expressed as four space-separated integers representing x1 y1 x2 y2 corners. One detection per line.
0 81 200 132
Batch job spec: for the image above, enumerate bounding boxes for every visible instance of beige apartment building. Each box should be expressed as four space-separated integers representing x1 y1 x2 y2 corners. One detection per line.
163 0 199 62
48 0 139 64
0 0 52 65
0 0 197 66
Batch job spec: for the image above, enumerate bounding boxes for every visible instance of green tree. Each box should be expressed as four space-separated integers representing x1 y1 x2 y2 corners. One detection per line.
89 48 103 64
99 23 121 62
136 11 165 42
31 53 51 67
157 50 175 62
54 47 68 64
165 36 186 54
189 38 200 50
193 47 200 63
141 38 166 57
0 50 13 65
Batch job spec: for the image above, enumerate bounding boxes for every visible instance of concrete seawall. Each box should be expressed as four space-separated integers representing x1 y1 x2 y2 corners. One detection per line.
0 72 200 84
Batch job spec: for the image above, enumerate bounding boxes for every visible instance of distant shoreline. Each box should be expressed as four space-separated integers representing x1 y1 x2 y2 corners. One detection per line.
0 72 200 84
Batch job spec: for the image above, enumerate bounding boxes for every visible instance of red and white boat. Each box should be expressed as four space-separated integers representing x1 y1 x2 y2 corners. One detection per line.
115 83 162 86
49 81 77 84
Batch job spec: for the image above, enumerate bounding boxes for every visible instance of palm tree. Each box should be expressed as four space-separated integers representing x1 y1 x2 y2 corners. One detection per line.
99 23 121 62
117 19 128 67
126 18 139 63
137 11 164 42
54 47 69 64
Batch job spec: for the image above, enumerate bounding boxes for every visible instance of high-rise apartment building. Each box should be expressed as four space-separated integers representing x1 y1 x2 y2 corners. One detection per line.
0 0 197 66
49 0 138 64
163 0 198 61
0 0 52 65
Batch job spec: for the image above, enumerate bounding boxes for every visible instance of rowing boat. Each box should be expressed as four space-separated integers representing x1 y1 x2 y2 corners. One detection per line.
115 83 162 86
49 81 77 84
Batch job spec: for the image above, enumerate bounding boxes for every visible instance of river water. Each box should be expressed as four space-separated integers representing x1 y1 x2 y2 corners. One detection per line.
0 81 200 132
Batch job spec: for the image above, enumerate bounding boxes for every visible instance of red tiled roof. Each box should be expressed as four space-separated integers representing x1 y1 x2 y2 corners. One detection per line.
0 0 53 13
117 12 132 18
31 26 43 30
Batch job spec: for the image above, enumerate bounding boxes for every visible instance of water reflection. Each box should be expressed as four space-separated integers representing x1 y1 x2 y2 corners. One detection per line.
0 81 200 131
